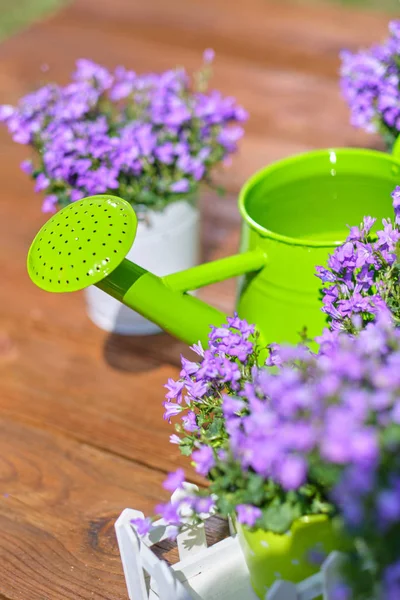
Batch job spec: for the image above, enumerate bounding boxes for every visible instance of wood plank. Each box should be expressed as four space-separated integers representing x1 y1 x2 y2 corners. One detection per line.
0 417 171 600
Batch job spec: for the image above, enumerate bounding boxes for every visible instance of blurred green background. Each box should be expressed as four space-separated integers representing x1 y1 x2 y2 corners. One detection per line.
0 0 68 42
0 0 397 43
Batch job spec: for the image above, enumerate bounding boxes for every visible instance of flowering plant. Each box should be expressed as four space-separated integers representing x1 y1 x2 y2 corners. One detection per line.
316 188 400 335
340 20 400 149
341 21 400 148
136 314 400 600
144 316 336 537
0 54 247 218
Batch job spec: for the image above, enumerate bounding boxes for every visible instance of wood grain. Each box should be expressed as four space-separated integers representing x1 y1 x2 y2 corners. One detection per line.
0 0 394 598
0 418 170 600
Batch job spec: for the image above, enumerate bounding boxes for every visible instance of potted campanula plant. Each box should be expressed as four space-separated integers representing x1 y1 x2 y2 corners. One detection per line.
134 311 400 599
0 53 247 334
133 315 347 599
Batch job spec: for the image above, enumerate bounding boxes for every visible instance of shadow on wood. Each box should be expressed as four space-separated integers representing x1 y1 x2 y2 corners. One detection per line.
103 331 192 372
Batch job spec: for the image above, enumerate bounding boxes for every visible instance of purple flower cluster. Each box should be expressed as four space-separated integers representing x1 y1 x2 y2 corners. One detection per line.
316 190 400 335
340 20 400 146
162 313 256 445
0 56 247 216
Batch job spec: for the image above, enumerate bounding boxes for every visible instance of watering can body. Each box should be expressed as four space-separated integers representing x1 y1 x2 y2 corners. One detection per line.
27 148 400 348
238 147 400 345
236 225 331 347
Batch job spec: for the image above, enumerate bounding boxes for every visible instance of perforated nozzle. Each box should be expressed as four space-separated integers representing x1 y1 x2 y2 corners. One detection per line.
27 195 137 293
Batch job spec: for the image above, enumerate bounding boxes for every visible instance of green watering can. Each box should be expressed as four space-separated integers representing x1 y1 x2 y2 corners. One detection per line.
27 148 400 347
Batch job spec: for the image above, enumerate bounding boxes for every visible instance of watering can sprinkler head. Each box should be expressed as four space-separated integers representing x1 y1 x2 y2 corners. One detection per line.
27 195 138 293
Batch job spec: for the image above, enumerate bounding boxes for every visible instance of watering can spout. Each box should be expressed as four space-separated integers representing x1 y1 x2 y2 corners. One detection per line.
26 194 267 347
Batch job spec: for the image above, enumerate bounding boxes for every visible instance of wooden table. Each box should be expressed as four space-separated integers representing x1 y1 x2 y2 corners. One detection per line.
0 1 394 598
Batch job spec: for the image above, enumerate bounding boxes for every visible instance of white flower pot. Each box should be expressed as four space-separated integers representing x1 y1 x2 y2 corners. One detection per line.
84 200 200 335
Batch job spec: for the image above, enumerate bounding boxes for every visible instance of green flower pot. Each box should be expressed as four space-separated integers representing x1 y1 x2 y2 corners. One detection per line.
236 515 344 599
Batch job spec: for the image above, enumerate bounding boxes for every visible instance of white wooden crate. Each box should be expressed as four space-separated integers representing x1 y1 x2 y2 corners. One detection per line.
115 508 344 600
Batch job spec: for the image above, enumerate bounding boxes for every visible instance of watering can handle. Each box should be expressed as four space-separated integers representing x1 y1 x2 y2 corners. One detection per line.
161 249 267 292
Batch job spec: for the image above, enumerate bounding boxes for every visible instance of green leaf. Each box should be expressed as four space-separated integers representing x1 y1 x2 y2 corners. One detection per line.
207 417 225 438
179 443 193 457
244 474 265 505
309 460 341 488
260 502 300 534
180 446 192 457
381 424 400 449
217 495 237 517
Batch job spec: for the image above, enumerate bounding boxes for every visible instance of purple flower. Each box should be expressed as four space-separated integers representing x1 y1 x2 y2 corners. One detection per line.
194 496 214 514
277 455 307 490
222 396 245 416
332 583 352 600
217 126 244 151
181 410 199 432
186 379 208 400
384 561 400 600
362 216 377 235
0 105 14 121
392 186 400 224
350 428 379 465
73 59 113 91
192 445 215 476
163 401 182 422
169 434 181 445
180 356 199 377
35 173 50 192
377 489 400 528
130 517 153 536
166 525 179 541
155 501 182 525
20 159 33 175
154 142 175 164
42 194 58 213
70 189 84 202
170 179 190 193
203 48 215 64
315 265 336 283
165 378 185 402
236 504 262 527
227 314 254 335
109 66 136 101
377 219 400 250
163 468 185 492
190 341 204 357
